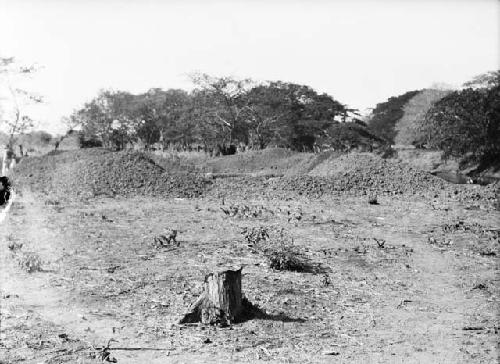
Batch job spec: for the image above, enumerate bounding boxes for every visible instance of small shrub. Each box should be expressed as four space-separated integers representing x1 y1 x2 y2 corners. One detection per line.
18 252 42 273
242 226 270 246
368 196 378 205
243 226 318 272
44 198 60 206
266 244 310 272
8 241 23 252
221 203 270 219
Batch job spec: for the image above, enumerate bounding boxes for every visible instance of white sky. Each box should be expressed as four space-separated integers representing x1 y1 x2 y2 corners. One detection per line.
0 0 498 134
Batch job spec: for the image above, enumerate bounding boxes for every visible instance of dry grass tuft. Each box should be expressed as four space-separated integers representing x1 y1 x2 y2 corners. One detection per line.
242 226 270 246
242 226 315 272
17 252 43 273
265 244 311 272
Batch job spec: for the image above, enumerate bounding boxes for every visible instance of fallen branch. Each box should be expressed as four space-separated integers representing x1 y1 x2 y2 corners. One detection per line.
92 347 172 351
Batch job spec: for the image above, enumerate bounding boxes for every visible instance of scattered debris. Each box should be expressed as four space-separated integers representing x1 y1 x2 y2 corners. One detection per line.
321 274 331 286
462 326 486 331
397 299 413 308
322 350 340 356
7 241 23 252
374 238 386 248
101 214 114 222
471 283 488 291
220 203 272 219
44 198 60 206
479 250 496 256
90 339 118 363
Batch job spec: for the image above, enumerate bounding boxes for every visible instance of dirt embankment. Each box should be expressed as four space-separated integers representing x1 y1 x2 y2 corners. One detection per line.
10 148 499 209
200 148 320 176
207 152 498 208
12 149 212 199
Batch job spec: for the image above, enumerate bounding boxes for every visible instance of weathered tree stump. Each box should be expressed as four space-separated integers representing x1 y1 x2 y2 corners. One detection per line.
179 267 243 326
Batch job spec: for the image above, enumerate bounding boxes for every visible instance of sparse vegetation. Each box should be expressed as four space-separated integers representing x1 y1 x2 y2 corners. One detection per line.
241 226 270 246
265 243 311 272
242 226 314 272
17 251 42 273
7 241 23 252
2 152 499 363
0 57 43 147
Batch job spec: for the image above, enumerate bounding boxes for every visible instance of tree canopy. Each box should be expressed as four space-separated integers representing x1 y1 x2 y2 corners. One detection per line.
0 57 43 147
420 84 500 166
70 74 363 152
462 70 500 90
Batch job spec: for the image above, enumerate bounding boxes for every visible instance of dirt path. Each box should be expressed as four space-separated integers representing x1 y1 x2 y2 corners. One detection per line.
0 193 175 363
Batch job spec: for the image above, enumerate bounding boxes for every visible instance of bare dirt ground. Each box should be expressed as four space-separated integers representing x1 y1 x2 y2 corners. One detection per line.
1 184 499 363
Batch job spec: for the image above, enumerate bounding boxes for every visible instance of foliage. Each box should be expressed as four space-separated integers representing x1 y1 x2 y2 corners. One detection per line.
420 85 500 166
189 73 255 146
317 121 385 151
17 130 53 149
70 90 137 149
266 243 310 272
463 70 500 90
70 74 358 152
242 226 314 272
242 81 347 150
17 251 43 273
242 226 270 246
0 57 43 146
368 90 420 143
394 89 451 146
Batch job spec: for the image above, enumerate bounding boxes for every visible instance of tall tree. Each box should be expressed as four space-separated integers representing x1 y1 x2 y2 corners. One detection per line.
70 90 136 150
189 73 254 146
421 85 500 166
0 57 43 147
463 70 500 90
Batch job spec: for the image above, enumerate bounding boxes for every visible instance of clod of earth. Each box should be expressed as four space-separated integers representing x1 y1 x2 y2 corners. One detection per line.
152 229 178 248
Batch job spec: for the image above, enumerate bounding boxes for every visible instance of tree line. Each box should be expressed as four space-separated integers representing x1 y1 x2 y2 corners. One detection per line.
0 57 43 148
68 73 367 153
419 73 500 168
367 70 500 168
2 56 498 166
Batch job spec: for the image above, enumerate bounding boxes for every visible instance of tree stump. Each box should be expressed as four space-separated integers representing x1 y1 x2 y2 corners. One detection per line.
179 267 243 326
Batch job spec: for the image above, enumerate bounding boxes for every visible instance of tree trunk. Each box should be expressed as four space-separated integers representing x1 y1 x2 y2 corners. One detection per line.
179 267 243 326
